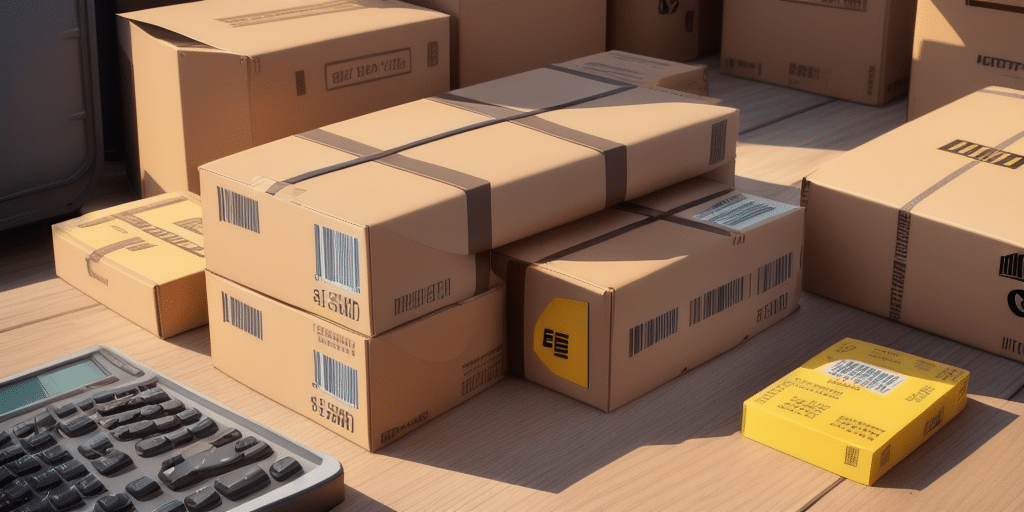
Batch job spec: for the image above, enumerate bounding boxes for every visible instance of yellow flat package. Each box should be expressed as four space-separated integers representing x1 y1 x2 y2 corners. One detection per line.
742 338 970 485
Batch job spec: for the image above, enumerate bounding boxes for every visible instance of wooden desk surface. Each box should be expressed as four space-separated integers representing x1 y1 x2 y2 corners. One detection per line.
3 57 1024 511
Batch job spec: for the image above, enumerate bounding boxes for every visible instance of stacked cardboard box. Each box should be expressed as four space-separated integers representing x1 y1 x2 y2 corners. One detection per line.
719 0 918 105
118 0 451 197
201 52 736 447
802 86 1024 364
607 0 700 65
908 0 1024 120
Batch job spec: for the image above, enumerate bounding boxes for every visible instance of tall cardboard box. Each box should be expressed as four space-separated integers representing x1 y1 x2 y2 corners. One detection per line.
720 0 918 105
802 86 1024 364
908 0 1024 120
118 0 450 197
607 0 700 65
402 0 606 88
207 270 506 452
492 176 805 412
200 59 738 337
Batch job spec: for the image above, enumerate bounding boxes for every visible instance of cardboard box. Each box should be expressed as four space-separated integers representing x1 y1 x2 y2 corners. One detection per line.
491 176 804 412
558 50 709 97
719 0 918 105
53 192 207 338
743 338 970 485
607 0 700 65
200 59 739 337
206 270 506 452
908 0 1024 120
118 0 450 197
401 0 606 88
801 86 1024 364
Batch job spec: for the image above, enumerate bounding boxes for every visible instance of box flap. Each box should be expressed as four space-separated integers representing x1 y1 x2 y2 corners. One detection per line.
120 0 446 56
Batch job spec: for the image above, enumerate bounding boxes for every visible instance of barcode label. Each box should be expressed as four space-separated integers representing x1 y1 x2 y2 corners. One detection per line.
217 187 260 233
313 350 359 408
757 253 793 295
784 0 868 12
822 360 906 395
314 225 361 292
693 193 796 231
628 308 679 357
709 120 728 164
845 446 860 467
689 276 745 326
221 292 263 339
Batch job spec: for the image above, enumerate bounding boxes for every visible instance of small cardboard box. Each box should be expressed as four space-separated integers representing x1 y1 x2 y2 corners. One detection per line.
118 0 450 197
801 86 1024 364
607 0 700 65
206 270 506 452
491 176 804 412
719 0 918 105
742 338 970 485
53 192 207 338
200 59 738 337
908 0 1024 120
400 0 606 88
558 50 709 97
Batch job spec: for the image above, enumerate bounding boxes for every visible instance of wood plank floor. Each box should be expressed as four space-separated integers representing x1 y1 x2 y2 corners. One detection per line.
2 55 1023 511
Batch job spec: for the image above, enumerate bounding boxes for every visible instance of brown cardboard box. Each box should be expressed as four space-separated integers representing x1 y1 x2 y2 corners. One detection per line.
207 270 506 452
200 59 738 337
908 0 1024 120
53 192 207 338
719 0 918 106
607 0 700 65
402 0 606 88
802 86 1024 364
118 0 450 197
558 50 710 97
492 176 805 412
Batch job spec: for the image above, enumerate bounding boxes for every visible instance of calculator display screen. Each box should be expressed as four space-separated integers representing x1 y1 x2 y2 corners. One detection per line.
0 358 108 415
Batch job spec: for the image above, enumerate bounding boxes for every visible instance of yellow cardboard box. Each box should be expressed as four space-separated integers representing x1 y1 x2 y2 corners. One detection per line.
53 192 207 338
200 57 738 337
802 86 1024 364
207 270 506 452
742 338 970 485
492 176 804 411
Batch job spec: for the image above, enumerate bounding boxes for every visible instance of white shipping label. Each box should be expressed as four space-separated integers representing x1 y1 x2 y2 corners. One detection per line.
692 193 797 231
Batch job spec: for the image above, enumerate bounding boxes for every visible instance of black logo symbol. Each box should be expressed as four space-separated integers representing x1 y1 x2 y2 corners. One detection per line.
542 328 570 360
659 0 679 15
1009 290 1024 318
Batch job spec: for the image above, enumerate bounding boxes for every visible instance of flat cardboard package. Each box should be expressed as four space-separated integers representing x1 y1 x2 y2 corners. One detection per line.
200 58 738 337
400 0 605 88
802 86 1024 364
53 192 207 338
743 338 970 485
719 0 918 105
557 50 709 97
492 176 804 412
607 0 700 65
207 270 506 452
118 0 450 197
908 0 1024 120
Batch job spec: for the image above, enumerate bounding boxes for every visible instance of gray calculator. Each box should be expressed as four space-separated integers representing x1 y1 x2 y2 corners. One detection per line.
0 346 344 512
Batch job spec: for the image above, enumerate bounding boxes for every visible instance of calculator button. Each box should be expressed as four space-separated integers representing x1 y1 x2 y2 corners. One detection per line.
39 446 72 465
125 476 161 501
0 432 10 447
176 409 201 425
92 450 133 476
52 403 77 419
154 416 181 433
160 454 184 471
75 475 106 497
136 436 173 458
12 422 34 438
10 455 42 476
154 500 187 512
32 413 56 430
28 468 61 491
48 486 83 512
240 442 272 464
183 486 220 512
270 457 303 482
54 460 88 482
78 436 112 460
141 405 164 419
20 432 55 453
0 466 15 487
209 430 242 448
159 444 245 491
96 396 147 417
140 388 170 404
94 493 134 512
215 466 270 501
3 480 32 506
165 428 194 448
114 387 139 400
14 497 51 512
76 398 94 412
189 419 217 439
0 445 27 464
232 437 258 453
161 400 185 416
112 420 156 441
57 415 97 438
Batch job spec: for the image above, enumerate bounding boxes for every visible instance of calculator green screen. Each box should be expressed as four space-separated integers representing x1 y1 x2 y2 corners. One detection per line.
0 359 108 415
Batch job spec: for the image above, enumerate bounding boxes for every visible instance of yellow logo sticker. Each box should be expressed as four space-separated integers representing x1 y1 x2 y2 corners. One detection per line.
533 298 589 388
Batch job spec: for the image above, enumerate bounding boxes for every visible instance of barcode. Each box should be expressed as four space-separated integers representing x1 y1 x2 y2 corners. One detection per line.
845 446 859 467
699 197 777 227
824 360 906 394
217 187 260 233
314 225 361 292
689 276 745 326
628 308 679 357
313 350 359 408
709 120 727 164
1000 254 1024 281
221 292 263 340
757 253 793 295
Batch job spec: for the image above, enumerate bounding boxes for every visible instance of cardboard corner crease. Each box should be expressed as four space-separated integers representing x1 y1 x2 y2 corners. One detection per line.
200 54 740 337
